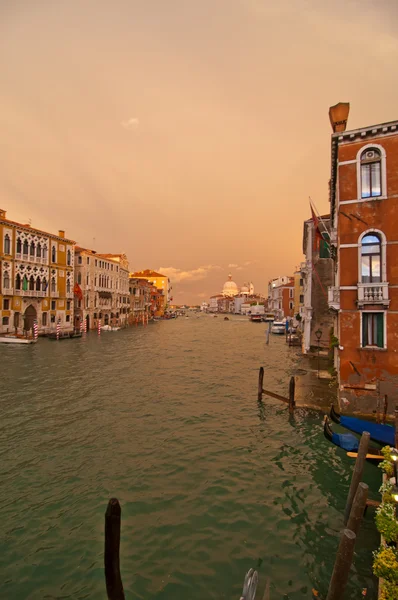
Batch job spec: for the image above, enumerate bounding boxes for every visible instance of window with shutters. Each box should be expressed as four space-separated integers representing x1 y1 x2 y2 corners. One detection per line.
362 312 384 348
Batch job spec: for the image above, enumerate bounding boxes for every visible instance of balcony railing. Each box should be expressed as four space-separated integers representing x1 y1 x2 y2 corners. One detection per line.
328 286 340 311
2 287 13 295
50 291 60 298
66 291 74 299
357 282 389 307
14 289 47 298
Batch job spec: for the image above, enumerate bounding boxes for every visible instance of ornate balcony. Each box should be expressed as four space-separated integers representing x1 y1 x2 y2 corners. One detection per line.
14 289 47 298
66 292 74 299
357 282 389 308
50 291 60 298
328 286 340 311
2 287 13 295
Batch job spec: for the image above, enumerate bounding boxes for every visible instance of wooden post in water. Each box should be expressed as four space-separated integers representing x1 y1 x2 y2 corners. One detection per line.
258 367 264 401
104 498 125 600
326 529 356 600
395 406 398 449
289 376 295 413
346 482 369 536
382 395 388 425
343 431 370 525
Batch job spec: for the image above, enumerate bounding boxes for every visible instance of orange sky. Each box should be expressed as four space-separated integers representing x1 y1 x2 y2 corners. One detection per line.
1 0 397 303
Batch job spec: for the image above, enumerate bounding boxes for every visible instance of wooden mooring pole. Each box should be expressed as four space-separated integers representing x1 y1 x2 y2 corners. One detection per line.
395 406 398 449
105 498 125 600
382 395 388 425
326 529 356 600
258 367 264 401
346 482 369 536
343 431 370 526
288 376 295 413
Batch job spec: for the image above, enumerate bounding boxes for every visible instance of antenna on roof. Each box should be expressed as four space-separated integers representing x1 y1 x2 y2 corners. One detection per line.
28 218 32 226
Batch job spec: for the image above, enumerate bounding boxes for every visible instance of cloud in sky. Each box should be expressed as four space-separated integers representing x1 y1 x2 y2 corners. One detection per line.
159 264 221 283
228 263 239 268
121 117 139 130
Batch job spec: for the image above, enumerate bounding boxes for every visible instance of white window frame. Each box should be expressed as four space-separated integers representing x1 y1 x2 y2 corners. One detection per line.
359 310 387 349
356 143 387 201
357 229 387 283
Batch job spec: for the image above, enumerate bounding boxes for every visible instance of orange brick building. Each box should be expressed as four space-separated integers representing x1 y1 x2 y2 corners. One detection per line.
329 107 398 415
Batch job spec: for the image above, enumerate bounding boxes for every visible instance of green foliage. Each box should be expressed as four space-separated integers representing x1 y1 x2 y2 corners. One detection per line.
382 446 393 462
373 546 398 582
380 481 396 506
379 459 394 477
295 313 302 321
375 503 398 543
379 580 398 600
330 335 339 349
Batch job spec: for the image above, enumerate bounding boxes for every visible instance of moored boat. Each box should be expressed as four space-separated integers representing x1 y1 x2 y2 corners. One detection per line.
0 335 37 344
48 330 81 340
330 405 394 446
323 418 382 464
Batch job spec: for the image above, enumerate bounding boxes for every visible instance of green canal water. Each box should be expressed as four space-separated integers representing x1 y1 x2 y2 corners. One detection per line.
1 315 381 599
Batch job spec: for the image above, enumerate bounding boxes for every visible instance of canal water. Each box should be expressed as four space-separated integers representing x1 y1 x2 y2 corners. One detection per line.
1 315 380 599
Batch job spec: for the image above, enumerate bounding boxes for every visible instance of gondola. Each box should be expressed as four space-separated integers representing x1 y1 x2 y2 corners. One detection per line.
323 418 383 465
330 405 394 446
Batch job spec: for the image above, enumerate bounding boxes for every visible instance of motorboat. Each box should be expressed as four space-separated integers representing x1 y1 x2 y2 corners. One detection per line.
250 314 263 322
0 335 37 344
271 321 285 334
263 314 275 322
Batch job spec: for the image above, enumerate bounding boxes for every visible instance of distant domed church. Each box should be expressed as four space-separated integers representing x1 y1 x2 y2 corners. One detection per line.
222 274 239 297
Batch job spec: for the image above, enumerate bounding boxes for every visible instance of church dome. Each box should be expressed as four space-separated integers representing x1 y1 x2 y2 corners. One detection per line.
241 283 249 294
222 274 239 297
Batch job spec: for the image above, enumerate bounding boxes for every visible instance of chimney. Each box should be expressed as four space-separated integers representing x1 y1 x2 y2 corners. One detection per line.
58 230 65 238
329 102 350 133
0 209 6 219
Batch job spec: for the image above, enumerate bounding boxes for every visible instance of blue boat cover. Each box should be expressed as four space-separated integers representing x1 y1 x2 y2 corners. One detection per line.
332 432 359 452
340 416 394 446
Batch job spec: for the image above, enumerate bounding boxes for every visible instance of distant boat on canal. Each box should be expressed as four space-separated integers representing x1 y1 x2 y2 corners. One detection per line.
250 314 262 322
271 321 285 334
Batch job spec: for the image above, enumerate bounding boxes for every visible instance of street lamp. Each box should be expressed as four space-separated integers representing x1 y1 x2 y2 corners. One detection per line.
315 328 322 378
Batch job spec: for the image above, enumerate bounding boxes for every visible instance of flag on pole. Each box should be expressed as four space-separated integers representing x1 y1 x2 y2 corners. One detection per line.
73 283 83 300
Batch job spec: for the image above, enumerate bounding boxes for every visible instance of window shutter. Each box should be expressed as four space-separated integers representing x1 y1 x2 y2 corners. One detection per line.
376 314 384 348
362 314 368 347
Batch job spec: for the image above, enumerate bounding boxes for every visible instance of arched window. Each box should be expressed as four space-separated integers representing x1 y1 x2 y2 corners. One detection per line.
36 243 42 258
29 275 35 291
361 233 381 283
3 271 10 289
361 148 381 198
66 281 71 293
36 277 41 291
4 234 10 254
67 249 71 266
23 240 29 255
16 238 22 253
15 274 21 290
42 278 47 292
51 245 57 263
43 245 48 260
30 241 35 256
22 275 28 291
51 277 56 293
